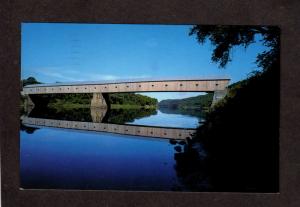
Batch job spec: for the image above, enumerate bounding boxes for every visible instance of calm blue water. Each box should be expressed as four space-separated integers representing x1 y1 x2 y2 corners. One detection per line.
20 108 203 190
127 110 201 128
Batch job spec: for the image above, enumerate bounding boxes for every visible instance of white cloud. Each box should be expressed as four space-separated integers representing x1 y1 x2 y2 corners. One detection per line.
83 74 151 81
26 66 151 83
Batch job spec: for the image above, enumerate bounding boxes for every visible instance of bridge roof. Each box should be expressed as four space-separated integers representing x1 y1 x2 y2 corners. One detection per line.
24 76 231 88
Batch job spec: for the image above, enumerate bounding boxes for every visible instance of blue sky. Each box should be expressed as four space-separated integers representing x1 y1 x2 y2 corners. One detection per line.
21 23 267 101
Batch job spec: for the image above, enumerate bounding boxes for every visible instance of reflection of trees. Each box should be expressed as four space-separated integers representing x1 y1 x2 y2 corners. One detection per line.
106 108 157 124
172 139 212 191
158 107 205 120
28 107 93 122
26 107 157 125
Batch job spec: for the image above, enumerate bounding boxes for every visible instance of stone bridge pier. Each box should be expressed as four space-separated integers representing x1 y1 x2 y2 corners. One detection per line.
90 93 109 108
90 106 108 122
212 89 228 106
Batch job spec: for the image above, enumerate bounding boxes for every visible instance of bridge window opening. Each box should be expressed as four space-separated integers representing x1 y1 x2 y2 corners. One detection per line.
139 85 141 87
165 84 168 87
215 83 219 86
180 84 183 86
115 86 117 88
196 84 199 86
126 86 129 88
94 87 96 89
152 85 154 87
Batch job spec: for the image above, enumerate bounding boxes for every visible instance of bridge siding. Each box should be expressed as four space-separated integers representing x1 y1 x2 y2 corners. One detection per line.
23 80 229 94
22 117 195 140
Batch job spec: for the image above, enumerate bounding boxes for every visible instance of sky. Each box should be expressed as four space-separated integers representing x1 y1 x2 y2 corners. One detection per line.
21 23 267 101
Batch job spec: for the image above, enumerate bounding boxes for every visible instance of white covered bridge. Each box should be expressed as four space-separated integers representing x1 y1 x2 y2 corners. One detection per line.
22 77 230 108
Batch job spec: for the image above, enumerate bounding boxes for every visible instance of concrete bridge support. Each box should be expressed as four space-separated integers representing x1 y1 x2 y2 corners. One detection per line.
212 90 227 106
25 95 35 108
90 107 108 123
23 95 35 115
90 93 109 108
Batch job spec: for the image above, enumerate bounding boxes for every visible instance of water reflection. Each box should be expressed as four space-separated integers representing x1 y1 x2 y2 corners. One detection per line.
159 107 206 120
27 107 159 124
22 107 197 140
128 110 202 128
20 106 210 191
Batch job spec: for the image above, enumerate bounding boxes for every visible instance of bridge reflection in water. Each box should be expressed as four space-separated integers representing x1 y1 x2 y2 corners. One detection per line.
21 107 196 140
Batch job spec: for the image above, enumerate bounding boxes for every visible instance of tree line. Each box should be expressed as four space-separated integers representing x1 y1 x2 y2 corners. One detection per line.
158 93 213 110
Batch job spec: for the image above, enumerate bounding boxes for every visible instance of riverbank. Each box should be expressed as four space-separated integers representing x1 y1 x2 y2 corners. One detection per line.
180 66 279 192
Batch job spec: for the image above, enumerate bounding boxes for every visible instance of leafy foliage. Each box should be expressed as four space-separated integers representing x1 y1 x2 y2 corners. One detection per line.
48 93 92 106
189 25 279 69
158 93 214 109
109 93 157 106
31 92 157 108
21 77 41 87
173 26 280 192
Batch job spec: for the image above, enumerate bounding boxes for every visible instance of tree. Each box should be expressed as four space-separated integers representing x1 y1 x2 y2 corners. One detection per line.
189 25 279 70
174 26 280 192
22 77 41 86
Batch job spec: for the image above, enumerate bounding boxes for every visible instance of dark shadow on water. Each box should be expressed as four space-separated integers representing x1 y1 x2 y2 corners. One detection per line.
28 107 93 122
172 141 212 191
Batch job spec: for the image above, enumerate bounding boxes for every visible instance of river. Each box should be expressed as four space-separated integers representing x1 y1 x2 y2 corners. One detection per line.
20 107 209 191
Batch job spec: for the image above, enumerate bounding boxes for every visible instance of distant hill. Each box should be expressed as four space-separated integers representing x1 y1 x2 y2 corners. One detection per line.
158 93 214 110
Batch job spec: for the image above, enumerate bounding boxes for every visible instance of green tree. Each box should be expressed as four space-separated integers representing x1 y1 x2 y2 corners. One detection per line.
189 25 279 70
22 77 41 87
174 26 280 192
